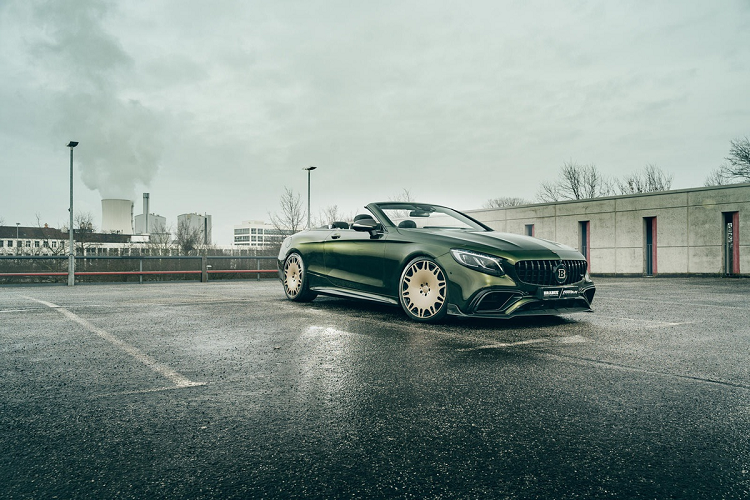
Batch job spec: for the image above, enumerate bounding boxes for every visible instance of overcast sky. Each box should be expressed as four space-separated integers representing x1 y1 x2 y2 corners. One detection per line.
1 0 748 245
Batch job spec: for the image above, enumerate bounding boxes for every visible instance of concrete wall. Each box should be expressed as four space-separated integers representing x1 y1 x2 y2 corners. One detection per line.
467 183 750 276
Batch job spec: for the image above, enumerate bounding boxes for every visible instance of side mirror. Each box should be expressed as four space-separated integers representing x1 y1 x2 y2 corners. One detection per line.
351 218 383 237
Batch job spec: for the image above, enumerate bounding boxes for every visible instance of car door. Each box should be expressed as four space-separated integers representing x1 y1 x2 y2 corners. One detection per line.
323 228 388 294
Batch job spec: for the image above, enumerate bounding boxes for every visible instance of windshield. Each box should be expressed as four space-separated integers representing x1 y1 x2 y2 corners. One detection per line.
375 203 488 231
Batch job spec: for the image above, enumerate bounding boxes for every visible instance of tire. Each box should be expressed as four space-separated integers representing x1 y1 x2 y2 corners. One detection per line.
398 257 448 322
282 253 317 302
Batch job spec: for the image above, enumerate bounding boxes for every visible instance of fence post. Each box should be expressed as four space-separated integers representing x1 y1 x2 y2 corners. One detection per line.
257 257 260 281
139 258 143 285
201 256 208 282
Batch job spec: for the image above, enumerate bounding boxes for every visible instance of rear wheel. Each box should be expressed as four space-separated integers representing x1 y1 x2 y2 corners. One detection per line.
399 257 448 322
283 253 317 302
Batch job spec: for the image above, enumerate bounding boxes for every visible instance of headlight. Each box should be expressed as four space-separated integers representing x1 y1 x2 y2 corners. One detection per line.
450 249 505 277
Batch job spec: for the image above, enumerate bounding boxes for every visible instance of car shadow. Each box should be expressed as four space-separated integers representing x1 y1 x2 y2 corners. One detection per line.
296 295 578 332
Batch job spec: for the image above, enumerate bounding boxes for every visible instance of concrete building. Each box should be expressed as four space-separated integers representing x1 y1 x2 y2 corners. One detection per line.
467 183 749 276
134 213 167 235
233 220 287 249
101 199 134 234
178 213 212 245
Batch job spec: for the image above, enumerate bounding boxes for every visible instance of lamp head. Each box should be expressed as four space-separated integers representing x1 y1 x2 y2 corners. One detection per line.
303 166 317 171
67 141 79 148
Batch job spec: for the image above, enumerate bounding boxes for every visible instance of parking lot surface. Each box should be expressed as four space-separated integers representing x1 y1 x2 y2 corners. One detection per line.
1 278 749 499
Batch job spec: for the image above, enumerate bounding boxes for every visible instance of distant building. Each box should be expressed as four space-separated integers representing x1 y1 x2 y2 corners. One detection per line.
134 193 167 236
101 199 134 234
134 213 167 234
0 225 130 256
233 220 288 249
178 213 212 245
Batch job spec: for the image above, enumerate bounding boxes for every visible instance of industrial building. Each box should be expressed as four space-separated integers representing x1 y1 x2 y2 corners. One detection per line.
101 199 134 234
0 192 215 256
178 213 212 245
134 193 167 235
467 183 749 276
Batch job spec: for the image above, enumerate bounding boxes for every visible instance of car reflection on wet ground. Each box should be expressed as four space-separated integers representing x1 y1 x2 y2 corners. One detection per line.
1 278 749 499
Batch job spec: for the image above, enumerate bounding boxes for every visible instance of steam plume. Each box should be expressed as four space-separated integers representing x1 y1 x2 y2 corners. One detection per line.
32 0 165 200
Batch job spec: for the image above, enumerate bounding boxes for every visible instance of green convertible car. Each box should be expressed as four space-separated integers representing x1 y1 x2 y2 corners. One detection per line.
278 202 595 323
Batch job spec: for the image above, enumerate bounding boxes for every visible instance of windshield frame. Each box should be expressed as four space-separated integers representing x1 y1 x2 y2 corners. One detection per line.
368 202 492 232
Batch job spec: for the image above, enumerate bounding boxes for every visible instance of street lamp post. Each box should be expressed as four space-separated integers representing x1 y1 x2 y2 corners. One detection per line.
16 222 19 255
303 166 317 229
67 141 78 286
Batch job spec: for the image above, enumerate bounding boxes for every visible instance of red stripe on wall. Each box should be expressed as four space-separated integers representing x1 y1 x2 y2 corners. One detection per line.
733 212 740 274
586 221 591 272
652 218 658 275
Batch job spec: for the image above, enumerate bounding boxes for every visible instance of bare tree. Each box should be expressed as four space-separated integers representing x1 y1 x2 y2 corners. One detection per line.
146 220 175 255
722 137 750 182
269 187 305 234
389 188 415 202
74 211 96 255
537 162 613 202
176 219 202 255
705 166 731 187
537 181 564 203
32 213 65 256
317 205 355 227
617 164 673 194
483 197 529 209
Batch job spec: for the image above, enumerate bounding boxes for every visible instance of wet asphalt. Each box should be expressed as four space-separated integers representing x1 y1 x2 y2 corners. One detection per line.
1 277 749 499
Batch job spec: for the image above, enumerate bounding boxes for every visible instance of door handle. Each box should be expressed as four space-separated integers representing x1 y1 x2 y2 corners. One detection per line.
331 234 341 239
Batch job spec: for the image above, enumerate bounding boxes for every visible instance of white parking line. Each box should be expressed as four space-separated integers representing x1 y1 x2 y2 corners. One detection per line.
21 296 204 390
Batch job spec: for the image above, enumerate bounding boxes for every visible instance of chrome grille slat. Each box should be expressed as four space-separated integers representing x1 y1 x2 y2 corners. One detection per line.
514 259 587 286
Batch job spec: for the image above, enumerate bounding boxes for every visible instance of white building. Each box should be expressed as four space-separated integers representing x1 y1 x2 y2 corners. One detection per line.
134 213 167 234
178 213 212 245
134 193 167 236
233 220 287 249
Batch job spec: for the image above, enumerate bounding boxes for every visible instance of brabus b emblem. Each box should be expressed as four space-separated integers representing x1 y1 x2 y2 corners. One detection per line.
554 263 568 284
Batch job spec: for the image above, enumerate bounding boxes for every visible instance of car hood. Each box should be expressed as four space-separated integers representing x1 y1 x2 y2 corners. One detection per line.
410 229 583 260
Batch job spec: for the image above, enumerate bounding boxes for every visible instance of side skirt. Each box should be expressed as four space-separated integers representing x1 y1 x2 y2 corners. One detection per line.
311 287 399 306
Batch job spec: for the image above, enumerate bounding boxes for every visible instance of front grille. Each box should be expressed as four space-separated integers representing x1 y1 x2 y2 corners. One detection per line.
514 259 587 286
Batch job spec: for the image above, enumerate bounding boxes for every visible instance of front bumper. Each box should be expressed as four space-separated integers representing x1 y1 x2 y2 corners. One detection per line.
435 253 595 318
447 283 596 319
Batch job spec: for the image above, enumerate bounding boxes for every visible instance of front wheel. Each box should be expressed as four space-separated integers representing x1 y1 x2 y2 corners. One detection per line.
398 257 448 322
282 253 317 302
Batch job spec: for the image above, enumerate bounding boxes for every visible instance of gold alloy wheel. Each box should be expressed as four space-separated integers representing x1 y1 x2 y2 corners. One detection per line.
283 254 303 298
401 259 447 319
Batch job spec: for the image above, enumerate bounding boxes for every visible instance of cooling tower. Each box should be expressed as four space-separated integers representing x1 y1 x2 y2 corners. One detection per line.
101 199 134 234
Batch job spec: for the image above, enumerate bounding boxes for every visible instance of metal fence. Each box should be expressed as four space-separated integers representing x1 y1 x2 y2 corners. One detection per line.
0 255 278 285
